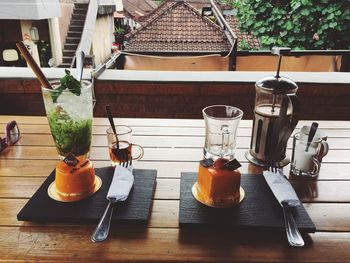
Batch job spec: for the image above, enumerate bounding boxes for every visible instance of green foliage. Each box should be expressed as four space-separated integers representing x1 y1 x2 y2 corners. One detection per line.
114 27 125 35
233 0 350 50
239 39 253 50
51 69 81 103
154 0 164 6
114 25 131 45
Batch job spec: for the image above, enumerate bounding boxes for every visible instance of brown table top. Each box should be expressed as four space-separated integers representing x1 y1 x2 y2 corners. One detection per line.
1 115 350 262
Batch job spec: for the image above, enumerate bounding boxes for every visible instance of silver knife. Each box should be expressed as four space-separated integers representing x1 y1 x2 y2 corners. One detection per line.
91 166 134 242
263 170 305 247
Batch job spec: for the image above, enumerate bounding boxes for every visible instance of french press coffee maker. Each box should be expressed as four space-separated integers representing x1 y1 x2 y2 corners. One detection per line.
245 47 300 167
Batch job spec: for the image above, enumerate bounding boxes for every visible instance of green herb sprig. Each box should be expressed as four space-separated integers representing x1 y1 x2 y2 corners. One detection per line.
52 69 81 103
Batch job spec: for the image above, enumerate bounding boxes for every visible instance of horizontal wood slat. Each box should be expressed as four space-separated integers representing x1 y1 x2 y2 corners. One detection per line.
1 227 350 262
0 177 180 200
1 146 349 163
1 159 350 180
2 133 349 150
1 177 350 203
1 199 350 232
3 116 350 128
3 123 350 138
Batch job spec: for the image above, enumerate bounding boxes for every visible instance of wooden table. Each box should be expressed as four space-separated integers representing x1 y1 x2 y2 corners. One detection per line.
1 115 350 262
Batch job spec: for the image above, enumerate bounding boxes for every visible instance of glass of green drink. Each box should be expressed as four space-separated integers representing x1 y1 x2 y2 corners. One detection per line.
41 76 93 159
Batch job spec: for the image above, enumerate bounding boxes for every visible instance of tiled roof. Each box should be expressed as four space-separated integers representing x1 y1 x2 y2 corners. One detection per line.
124 0 231 53
225 16 261 50
122 0 158 19
182 0 211 11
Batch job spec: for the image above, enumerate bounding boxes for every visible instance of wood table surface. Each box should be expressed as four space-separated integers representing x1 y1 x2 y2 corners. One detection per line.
0 115 350 262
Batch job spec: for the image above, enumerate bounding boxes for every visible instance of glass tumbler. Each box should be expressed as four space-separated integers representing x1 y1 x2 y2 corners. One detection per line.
203 105 243 160
41 80 93 159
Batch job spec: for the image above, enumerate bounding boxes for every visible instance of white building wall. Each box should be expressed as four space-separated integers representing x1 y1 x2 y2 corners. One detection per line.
115 0 123 12
92 14 114 65
0 0 61 20
48 18 63 66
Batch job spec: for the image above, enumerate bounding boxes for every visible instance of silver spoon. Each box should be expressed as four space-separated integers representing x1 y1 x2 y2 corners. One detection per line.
305 122 319 152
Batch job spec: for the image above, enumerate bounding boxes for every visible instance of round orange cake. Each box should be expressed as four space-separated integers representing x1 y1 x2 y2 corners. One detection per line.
196 158 241 207
55 156 96 199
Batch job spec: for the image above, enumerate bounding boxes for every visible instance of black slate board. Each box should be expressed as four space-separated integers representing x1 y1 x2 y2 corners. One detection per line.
17 167 157 223
179 173 316 232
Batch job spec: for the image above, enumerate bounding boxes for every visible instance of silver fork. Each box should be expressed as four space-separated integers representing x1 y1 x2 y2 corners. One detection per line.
266 158 278 173
120 151 132 168
267 164 305 247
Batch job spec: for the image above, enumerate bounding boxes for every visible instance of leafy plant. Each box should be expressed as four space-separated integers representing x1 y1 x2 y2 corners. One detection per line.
114 25 131 45
114 27 125 36
233 0 350 50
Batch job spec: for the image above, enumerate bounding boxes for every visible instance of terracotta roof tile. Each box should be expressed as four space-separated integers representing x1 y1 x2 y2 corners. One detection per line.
225 16 261 50
124 0 231 53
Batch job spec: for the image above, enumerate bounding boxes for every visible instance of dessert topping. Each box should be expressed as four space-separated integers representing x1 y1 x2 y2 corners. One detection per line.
63 153 79 167
200 158 214 168
213 158 228 169
213 158 241 170
222 159 241 171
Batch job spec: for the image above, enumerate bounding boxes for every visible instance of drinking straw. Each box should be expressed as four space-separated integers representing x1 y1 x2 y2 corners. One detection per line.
16 41 52 89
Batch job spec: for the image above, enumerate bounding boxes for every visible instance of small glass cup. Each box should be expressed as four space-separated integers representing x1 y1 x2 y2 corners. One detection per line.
299 125 328 162
106 125 144 165
203 105 243 160
290 130 329 178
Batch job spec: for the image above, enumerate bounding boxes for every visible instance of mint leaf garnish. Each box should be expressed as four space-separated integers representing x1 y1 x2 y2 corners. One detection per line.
52 69 81 102
47 109 92 156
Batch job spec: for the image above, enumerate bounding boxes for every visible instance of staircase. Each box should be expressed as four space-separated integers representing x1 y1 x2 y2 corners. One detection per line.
59 2 88 68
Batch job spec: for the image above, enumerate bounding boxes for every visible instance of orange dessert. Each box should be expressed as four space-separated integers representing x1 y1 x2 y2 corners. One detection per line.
195 158 241 207
55 155 96 201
